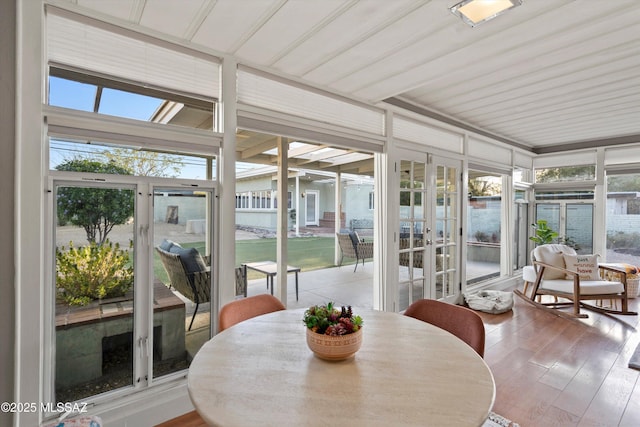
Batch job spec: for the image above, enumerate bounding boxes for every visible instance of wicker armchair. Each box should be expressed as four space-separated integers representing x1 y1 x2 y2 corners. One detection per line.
156 245 211 330
336 232 374 272
399 237 424 268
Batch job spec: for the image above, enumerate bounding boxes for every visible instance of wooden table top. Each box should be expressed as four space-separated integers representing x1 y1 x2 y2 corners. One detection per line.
188 308 495 427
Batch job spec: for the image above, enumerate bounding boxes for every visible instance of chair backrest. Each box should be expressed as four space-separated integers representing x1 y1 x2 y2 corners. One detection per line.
219 294 286 332
336 233 358 257
404 299 485 358
532 244 577 280
156 246 211 303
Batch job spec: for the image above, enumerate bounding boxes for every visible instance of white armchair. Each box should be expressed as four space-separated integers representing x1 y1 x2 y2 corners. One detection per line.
515 244 637 318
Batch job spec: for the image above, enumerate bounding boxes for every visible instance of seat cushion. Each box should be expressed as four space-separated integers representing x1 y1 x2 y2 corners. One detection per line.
540 279 624 295
563 254 601 280
169 246 206 273
523 265 537 283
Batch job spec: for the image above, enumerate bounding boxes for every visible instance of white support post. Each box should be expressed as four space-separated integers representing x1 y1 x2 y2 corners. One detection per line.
295 175 300 237
218 57 238 319
277 137 289 306
334 172 342 265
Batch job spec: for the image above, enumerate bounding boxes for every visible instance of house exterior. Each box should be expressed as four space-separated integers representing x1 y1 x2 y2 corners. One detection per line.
235 166 374 232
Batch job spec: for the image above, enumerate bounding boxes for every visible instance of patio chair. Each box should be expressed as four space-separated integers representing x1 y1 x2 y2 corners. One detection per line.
404 299 485 358
514 244 637 319
337 232 374 272
218 294 285 332
156 240 211 331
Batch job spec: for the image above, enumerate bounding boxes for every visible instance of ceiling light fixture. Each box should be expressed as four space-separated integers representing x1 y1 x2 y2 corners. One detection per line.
450 0 523 27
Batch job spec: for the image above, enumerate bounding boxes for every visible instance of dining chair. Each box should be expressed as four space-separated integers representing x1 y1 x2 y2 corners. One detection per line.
219 294 286 332
404 299 485 358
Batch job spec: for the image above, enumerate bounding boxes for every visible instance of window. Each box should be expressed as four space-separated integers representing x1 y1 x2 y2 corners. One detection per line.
44 13 219 410
606 172 640 266
467 170 503 284
369 191 374 210
48 70 216 131
50 139 213 179
535 165 596 183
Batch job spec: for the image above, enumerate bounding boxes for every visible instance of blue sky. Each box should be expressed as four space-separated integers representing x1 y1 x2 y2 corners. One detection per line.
49 76 212 179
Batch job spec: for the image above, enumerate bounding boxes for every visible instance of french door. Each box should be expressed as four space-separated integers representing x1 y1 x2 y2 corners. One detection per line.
395 149 461 311
50 176 215 406
305 190 319 226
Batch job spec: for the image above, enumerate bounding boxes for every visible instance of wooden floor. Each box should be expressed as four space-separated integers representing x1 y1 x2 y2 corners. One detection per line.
157 288 640 427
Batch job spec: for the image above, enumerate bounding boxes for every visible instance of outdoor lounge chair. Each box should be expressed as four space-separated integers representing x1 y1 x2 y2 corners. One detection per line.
514 244 637 319
337 232 374 272
156 240 211 330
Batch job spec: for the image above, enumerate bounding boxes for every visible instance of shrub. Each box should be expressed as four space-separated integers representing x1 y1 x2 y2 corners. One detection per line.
473 231 490 242
56 240 134 306
607 231 640 249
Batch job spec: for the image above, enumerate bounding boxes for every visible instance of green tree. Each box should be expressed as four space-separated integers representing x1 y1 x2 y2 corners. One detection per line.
56 159 134 244
535 166 595 183
102 148 183 177
468 177 500 196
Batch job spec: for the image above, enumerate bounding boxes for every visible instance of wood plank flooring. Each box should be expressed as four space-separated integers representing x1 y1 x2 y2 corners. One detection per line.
157 288 640 427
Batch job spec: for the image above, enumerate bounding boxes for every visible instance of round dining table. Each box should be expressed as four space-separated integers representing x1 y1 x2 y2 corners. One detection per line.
188 308 495 427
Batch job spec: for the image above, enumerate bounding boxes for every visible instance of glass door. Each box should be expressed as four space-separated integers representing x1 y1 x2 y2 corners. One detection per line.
398 158 428 311
52 179 216 406
151 186 214 380
433 159 460 301
305 190 319 226
54 182 136 403
396 150 461 311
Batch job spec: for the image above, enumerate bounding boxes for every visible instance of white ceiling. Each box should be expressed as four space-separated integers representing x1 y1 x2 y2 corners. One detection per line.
64 0 640 153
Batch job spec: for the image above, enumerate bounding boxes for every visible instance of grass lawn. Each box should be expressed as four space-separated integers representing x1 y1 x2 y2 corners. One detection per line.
154 237 348 282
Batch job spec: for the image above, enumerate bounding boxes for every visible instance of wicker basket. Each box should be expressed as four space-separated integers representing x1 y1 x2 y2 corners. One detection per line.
306 327 363 361
627 277 640 298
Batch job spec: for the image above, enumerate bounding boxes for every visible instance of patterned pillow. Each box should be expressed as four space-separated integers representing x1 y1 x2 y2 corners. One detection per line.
43 416 103 427
563 254 601 280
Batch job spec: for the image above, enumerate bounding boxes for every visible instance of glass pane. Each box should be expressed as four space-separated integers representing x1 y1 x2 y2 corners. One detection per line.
467 170 502 284
606 173 640 266
55 184 135 403
514 201 528 270
436 190 445 208
566 204 593 254
414 191 425 213
306 193 317 223
153 188 212 379
535 165 595 183
50 138 214 180
413 162 425 188
536 204 561 234
48 73 215 131
446 167 458 192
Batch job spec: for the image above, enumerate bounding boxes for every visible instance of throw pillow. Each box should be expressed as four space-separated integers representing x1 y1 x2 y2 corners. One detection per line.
534 246 568 279
159 239 177 252
348 231 360 248
563 254 601 280
170 246 206 274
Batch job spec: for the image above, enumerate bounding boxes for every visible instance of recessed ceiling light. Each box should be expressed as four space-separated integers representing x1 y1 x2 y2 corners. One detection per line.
450 0 523 27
